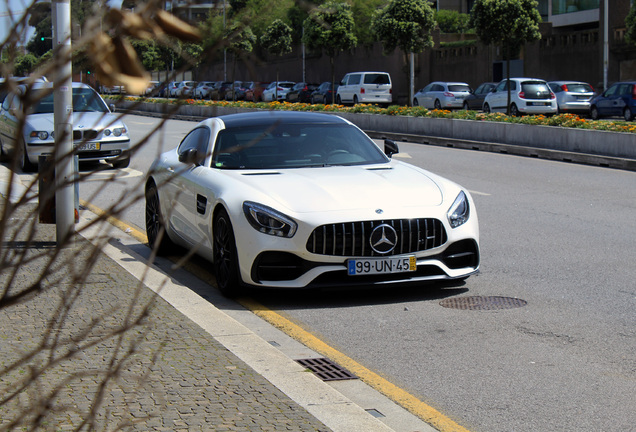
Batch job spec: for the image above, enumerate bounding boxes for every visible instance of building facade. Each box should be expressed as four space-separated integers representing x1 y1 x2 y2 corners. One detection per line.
192 0 635 104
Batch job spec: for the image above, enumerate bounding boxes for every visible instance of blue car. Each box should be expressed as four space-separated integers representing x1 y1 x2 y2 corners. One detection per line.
589 81 636 121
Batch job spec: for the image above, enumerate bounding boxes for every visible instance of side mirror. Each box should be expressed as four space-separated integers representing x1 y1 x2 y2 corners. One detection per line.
179 148 201 165
384 139 399 158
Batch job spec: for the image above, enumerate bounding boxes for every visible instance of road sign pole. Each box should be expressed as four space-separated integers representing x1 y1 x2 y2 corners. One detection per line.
52 0 75 246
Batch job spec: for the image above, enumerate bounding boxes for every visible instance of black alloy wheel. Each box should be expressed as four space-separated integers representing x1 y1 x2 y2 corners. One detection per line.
434 99 442 110
510 103 519 117
213 209 241 297
145 183 172 255
483 103 491 113
624 107 633 122
413 98 419 106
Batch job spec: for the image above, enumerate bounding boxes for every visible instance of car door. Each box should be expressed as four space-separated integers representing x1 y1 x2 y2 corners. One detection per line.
596 84 619 116
164 126 211 246
342 74 361 103
490 80 511 111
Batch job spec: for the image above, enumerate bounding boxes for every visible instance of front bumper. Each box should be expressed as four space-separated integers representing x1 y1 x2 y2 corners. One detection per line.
25 139 130 164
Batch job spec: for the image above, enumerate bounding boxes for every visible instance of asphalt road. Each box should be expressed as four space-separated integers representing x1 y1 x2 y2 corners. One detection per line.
22 114 636 432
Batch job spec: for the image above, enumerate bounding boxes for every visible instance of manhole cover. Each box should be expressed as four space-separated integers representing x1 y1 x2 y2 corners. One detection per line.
439 296 527 311
296 358 357 381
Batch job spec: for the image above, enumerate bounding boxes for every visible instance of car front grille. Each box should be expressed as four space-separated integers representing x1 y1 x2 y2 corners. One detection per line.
306 218 447 257
73 130 99 141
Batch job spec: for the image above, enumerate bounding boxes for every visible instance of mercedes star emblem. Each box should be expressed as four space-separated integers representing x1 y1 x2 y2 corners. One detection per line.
369 224 398 254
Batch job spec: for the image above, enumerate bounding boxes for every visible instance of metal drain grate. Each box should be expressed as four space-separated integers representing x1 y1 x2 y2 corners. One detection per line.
296 357 358 381
439 295 528 311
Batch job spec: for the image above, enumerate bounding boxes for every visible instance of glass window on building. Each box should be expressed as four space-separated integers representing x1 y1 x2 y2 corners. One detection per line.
552 0 600 15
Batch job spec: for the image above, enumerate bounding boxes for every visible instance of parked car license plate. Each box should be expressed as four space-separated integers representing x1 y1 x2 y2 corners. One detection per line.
76 142 100 151
528 102 549 106
347 256 416 276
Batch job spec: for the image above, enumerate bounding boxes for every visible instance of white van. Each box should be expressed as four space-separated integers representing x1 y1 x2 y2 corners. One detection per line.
336 72 392 106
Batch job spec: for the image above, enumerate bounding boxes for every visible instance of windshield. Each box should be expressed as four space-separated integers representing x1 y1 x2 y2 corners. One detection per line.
28 88 108 114
448 85 471 92
212 123 389 169
565 83 593 93
364 74 390 85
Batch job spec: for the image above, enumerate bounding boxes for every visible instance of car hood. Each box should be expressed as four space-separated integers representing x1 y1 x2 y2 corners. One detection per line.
229 161 445 214
27 112 122 130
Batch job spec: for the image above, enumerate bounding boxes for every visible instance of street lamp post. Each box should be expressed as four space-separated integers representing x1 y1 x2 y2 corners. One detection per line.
52 0 75 245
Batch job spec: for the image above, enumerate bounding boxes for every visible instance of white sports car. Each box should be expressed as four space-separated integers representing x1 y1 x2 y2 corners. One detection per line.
145 111 480 296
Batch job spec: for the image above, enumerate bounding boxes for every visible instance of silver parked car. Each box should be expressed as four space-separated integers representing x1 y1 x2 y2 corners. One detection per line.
547 81 595 115
413 81 472 110
0 82 130 172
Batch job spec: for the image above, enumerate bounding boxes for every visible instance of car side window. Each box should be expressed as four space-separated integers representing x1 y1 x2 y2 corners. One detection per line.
348 74 361 85
495 81 507 92
433 84 444 91
618 84 631 96
604 85 617 97
178 127 211 164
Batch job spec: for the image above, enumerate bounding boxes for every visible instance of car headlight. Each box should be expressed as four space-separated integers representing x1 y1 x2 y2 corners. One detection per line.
103 129 112 136
30 131 49 140
243 201 297 238
447 191 470 228
113 127 126 137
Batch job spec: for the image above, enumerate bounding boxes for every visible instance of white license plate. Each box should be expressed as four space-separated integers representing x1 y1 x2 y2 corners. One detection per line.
347 256 416 276
76 142 100 151
529 102 549 106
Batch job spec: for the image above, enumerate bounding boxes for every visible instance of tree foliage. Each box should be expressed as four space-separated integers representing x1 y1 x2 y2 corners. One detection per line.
626 2 636 46
436 9 471 34
470 0 541 51
302 1 357 59
260 19 293 57
371 0 436 55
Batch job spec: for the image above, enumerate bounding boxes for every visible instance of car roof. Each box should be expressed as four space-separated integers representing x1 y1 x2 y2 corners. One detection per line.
547 80 591 85
202 111 350 129
21 81 93 91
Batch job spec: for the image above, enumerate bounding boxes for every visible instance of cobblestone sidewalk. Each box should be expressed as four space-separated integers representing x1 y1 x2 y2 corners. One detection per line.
0 202 331 431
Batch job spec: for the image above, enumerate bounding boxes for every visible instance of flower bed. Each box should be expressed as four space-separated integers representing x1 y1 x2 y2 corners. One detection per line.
115 96 636 135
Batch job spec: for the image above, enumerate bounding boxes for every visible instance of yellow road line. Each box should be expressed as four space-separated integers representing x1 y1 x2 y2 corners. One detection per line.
80 199 148 244
82 200 472 432
238 297 472 432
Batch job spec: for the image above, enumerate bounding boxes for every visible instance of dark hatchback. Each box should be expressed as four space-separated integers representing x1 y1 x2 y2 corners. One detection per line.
589 81 636 121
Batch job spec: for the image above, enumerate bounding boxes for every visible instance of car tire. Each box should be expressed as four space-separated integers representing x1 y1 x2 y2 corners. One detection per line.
19 140 36 173
112 153 130 169
353 95 359 105
434 99 441 110
463 101 469 111
510 103 519 117
145 182 174 256
483 103 491 113
590 106 599 120
336 95 342 105
624 107 633 122
413 98 419 106
213 208 242 297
